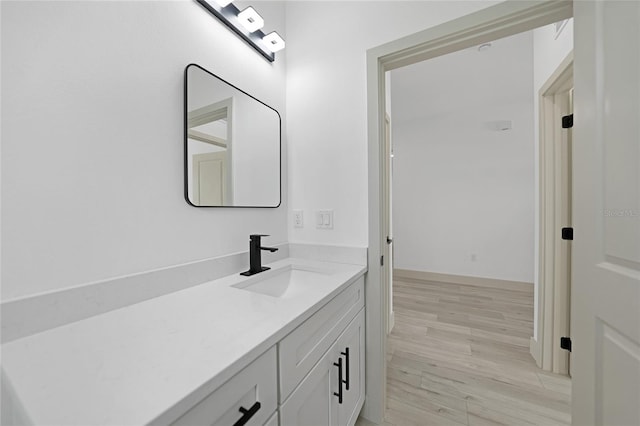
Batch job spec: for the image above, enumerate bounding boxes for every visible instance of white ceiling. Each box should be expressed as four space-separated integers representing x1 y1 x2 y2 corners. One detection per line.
390 30 534 125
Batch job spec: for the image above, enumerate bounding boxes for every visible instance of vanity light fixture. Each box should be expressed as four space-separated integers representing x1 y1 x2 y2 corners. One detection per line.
196 0 284 62
211 0 233 7
237 7 264 33
263 31 285 53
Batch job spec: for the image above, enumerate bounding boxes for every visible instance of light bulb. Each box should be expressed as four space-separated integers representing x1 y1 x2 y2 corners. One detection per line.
237 7 264 33
263 31 285 53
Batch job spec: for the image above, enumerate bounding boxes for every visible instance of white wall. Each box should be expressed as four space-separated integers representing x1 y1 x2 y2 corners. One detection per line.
392 101 535 282
532 19 573 338
390 31 535 283
286 1 499 246
1 1 287 301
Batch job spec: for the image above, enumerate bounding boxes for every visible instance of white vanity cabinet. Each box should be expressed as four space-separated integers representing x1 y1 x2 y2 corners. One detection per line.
1 258 367 426
335 310 365 426
278 277 365 400
279 277 365 426
280 342 337 425
280 309 365 426
172 275 365 426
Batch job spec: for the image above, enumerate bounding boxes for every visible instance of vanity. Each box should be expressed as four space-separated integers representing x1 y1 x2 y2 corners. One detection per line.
174 266 364 426
1 257 366 426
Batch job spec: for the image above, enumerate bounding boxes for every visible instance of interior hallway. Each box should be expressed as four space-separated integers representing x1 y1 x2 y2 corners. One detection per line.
359 276 571 426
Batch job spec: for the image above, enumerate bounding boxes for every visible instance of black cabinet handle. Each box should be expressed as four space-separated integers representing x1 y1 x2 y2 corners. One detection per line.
341 347 350 390
233 401 261 426
333 358 343 404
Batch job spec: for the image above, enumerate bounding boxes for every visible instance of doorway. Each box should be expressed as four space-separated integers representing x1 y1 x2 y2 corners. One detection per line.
379 28 572 425
362 1 574 423
364 1 640 425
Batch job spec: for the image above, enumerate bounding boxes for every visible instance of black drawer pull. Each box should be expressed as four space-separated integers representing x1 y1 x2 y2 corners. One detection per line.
341 347 350 390
333 357 343 404
233 401 261 426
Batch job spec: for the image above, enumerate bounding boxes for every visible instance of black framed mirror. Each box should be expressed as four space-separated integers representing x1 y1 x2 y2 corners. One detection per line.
184 64 281 207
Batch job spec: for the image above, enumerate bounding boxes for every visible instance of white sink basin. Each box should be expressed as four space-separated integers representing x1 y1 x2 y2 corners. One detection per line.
232 265 334 298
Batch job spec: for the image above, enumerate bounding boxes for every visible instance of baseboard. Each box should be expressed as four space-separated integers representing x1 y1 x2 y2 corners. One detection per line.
388 311 395 334
530 336 542 368
393 269 533 292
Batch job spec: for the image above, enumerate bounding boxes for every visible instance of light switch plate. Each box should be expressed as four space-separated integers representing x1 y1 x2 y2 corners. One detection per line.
293 210 304 228
315 210 334 229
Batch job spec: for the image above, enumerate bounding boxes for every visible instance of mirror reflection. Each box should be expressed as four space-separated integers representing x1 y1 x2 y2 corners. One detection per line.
185 64 281 207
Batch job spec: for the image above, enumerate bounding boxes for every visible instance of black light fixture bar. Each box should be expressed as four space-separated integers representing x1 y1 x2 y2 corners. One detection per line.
196 0 275 62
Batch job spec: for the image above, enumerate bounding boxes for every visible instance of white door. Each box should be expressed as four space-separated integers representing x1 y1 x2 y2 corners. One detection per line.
192 151 228 206
572 1 640 425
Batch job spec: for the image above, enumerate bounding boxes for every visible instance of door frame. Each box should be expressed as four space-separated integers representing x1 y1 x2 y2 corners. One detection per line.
383 112 394 336
531 52 573 375
363 1 573 422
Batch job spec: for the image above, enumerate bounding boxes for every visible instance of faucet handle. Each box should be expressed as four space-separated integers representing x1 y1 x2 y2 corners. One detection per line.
249 234 270 240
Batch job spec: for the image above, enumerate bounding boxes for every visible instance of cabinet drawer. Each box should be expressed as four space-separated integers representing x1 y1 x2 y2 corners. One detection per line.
172 346 277 426
279 276 364 401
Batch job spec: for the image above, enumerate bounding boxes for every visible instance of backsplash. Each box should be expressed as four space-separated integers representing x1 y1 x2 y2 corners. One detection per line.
1 244 368 343
1 244 289 343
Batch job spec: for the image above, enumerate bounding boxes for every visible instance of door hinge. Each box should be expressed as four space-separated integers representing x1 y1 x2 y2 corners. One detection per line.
380 255 384 266
562 114 573 129
560 337 572 352
561 227 573 240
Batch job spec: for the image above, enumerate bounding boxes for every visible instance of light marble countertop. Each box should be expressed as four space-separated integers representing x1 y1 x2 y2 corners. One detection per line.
1 258 366 426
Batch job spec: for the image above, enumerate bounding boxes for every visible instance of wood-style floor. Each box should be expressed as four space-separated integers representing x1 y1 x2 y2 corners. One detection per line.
357 276 571 426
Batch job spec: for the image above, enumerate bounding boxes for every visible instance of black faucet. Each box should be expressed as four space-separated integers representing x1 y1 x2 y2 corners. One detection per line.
240 234 279 276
